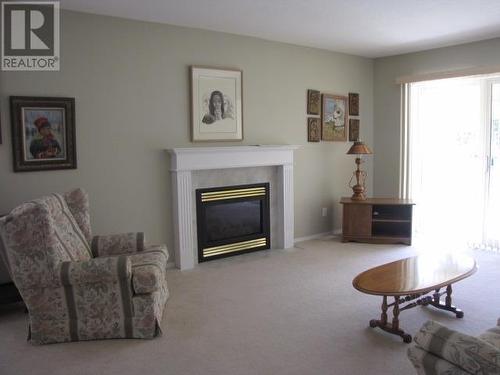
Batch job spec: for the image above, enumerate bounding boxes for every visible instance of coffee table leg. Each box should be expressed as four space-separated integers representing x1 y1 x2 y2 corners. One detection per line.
369 295 412 343
429 284 464 318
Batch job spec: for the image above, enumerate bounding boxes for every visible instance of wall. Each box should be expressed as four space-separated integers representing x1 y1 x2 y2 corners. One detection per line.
374 37 500 196
0 11 374 263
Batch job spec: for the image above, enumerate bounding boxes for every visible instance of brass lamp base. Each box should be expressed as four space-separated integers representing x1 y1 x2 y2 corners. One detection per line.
349 157 368 201
351 184 367 201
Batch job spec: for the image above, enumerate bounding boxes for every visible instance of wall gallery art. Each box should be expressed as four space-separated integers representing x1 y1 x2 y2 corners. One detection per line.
321 94 347 141
349 119 360 141
10 96 77 172
349 93 359 116
190 66 243 141
307 117 320 142
307 89 320 115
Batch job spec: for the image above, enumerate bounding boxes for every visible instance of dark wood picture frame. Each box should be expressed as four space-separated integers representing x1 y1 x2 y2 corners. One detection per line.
10 96 77 172
349 118 360 141
349 93 359 116
307 89 321 115
307 117 320 142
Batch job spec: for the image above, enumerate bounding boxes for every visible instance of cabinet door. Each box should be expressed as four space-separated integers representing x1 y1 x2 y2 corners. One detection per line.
343 204 372 236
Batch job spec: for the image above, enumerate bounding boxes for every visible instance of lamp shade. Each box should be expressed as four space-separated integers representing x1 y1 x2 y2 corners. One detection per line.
347 141 372 155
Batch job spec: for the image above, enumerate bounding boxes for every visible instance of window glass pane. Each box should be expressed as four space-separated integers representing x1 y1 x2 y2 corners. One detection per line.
409 77 485 248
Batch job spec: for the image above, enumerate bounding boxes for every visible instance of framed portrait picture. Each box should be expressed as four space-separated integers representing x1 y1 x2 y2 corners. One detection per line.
349 119 360 142
321 94 348 142
190 66 243 141
307 117 320 142
349 93 359 116
10 96 76 172
307 89 320 115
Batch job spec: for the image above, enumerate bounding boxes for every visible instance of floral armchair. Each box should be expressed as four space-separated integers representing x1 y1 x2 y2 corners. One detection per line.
407 319 500 374
0 189 169 344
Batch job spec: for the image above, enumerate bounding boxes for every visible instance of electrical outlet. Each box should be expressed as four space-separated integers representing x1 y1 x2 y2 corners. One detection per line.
322 207 328 217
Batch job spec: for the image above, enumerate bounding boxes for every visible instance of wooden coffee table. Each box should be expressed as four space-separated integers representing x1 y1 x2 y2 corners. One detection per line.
352 253 477 343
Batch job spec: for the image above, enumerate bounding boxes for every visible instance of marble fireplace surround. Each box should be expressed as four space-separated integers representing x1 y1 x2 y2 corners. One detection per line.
168 145 299 270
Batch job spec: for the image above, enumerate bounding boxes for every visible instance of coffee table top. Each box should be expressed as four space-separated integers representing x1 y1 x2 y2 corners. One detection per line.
353 254 477 296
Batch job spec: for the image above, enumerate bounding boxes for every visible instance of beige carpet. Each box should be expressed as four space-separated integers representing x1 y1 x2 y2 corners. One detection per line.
1 237 499 375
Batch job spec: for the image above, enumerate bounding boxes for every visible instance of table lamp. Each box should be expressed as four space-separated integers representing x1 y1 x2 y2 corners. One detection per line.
346 141 372 201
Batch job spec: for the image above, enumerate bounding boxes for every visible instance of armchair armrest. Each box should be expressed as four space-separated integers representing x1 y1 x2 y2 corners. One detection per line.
59 256 131 286
91 232 145 257
414 320 500 374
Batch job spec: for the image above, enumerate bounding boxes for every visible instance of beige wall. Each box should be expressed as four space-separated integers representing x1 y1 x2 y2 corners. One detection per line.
0 11 374 262
373 37 500 196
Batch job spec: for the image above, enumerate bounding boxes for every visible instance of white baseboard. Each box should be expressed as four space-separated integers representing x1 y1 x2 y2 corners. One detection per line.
294 231 333 243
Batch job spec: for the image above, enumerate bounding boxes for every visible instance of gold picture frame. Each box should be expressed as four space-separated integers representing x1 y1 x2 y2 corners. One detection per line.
321 94 348 142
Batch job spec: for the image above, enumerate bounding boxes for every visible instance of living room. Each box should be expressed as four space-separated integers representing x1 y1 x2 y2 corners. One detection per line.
0 1 499 374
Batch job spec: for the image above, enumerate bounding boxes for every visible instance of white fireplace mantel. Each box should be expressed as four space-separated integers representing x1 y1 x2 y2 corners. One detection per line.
167 145 299 270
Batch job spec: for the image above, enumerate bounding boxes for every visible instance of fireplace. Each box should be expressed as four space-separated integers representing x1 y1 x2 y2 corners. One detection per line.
196 183 270 262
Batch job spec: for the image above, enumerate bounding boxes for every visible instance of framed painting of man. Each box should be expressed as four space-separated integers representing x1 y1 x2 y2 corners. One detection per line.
10 97 76 172
190 66 243 141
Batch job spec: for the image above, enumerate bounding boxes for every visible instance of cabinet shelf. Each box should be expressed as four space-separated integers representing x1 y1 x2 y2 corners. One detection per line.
340 198 415 245
372 219 411 223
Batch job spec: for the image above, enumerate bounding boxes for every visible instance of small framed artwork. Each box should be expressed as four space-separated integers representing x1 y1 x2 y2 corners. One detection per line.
190 66 243 141
307 117 320 142
349 93 359 116
10 96 76 172
307 89 321 115
321 94 347 141
349 119 360 141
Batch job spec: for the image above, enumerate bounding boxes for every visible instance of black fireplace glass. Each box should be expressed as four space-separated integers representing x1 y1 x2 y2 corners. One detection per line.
204 200 262 242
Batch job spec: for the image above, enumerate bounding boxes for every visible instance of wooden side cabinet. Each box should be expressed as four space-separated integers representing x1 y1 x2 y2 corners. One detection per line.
340 198 415 245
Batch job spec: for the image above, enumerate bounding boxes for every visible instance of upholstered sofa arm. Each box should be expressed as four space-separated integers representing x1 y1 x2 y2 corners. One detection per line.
91 232 145 257
59 256 131 286
413 320 500 374
407 346 470 375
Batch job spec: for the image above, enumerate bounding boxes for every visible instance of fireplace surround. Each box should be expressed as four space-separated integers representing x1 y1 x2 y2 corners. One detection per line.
168 145 299 270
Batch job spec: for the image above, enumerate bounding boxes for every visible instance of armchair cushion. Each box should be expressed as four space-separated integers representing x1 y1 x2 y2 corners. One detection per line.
59 256 131 286
412 320 500 374
92 232 145 257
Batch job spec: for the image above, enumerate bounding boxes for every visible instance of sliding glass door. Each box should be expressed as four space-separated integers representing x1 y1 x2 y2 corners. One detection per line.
484 81 500 248
408 76 500 249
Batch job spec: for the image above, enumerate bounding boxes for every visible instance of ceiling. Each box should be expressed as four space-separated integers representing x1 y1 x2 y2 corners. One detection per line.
61 0 500 58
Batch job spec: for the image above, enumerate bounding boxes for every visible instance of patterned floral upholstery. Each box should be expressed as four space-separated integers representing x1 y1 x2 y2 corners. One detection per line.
92 232 146 257
0 189 169 345
407 319 500 374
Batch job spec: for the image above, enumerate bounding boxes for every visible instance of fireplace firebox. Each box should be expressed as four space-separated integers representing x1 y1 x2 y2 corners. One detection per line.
196 183 270 262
